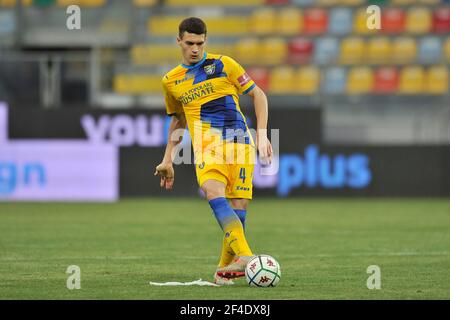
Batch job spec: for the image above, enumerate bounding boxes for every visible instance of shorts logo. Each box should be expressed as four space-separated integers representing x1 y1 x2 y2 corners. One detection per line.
204 64 215 75
238 73 251 87
236 186 250 191
198 161 205 169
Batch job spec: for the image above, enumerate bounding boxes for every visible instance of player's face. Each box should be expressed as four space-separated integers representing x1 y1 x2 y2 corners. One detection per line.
177 32 206 65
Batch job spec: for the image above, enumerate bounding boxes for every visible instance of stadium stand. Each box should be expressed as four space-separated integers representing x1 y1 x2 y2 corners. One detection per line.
0 0 449 99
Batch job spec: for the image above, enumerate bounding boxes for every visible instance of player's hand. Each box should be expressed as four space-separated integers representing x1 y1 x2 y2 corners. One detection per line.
256 133 273 166
154 163 175 190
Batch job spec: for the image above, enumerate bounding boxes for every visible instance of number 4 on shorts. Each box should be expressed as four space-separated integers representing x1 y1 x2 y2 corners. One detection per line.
239 168 246 183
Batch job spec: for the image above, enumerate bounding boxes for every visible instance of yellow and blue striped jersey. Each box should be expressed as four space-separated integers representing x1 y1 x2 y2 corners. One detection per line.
162 53 256 156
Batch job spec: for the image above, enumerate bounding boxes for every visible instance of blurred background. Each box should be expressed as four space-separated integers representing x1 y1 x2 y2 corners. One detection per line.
0 0 449 200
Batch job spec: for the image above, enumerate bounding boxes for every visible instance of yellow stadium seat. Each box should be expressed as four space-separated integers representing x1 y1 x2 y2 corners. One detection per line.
114 74 162 94
341 0 364 5
234 38 260 65
340 37 365 65
368 37 392 64
347 67 374 95
149 16 248 36
131 45 179 65
165 0 263 5
57 0 105 6
269 66 295 94
398 66 425 94
391 0 415 4
81 0 105 6
392 37 417 64
354 8 378 35
134 0 158 6
418 0 440 4
278 7 303 35
317 0 339 6
406 7 431 34
444 37 450 63
206 43 235 58
426 66 449 95
260 38 288 66
294 66 320 94
0 0 32 6
250 8 276 35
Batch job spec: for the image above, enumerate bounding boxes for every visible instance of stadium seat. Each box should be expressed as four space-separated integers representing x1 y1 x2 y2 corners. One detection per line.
133 0 158 6
367 37 392 64
418 0 440 4
291 0 313 6
374 67 399 94
266 0 290 4
322 67 347 94
445 37 450 62
165 0 264 5
398 66 425 94
131 45 179 65
260 38 288 66
294 66 320 94
269 66 295 94
405 7 432 35
316 0 339 6
328 8 352 35
149 16 248 36
250 7 276 35
391 0 415 5
354 8 378 35
425 66 449 95
206 43 235 58
246 67 270 92
278 7 303 35
341 0 365 5
432 8 450 34
340 37 365 65
304 9 328 35
382 8 406 34
314 37 339 66
418 37 442 65
114 74 162 94
347 67 374 95
392 37 417 64
287 37 313 64
234 38 260 65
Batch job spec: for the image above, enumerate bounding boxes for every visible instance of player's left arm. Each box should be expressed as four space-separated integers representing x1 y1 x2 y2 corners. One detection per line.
247 86 273 165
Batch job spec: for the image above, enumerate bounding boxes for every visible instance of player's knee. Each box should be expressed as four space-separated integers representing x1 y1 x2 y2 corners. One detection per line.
202 180 226 201
230 198 249 210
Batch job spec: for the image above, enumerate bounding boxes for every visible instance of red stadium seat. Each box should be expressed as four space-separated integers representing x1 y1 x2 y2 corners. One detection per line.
382 8 406 34
374 67 399 94
287 37 314 64
304 9 328 34
246 67 270 92
432 8 450 34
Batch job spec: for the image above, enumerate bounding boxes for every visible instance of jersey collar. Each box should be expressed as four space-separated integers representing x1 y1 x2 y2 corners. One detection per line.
181 52 207 69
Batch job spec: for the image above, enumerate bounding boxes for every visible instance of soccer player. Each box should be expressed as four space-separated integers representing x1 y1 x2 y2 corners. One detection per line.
154 17 272 285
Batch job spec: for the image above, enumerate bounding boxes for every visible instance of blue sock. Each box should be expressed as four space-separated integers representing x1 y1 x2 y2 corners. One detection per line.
234 209 247 230
208 197 241 231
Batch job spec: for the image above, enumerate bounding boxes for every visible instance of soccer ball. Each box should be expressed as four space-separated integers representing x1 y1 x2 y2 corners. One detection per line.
245 255 281 287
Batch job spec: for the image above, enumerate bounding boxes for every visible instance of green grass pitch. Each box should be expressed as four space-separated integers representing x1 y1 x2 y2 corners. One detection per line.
0 198 449 299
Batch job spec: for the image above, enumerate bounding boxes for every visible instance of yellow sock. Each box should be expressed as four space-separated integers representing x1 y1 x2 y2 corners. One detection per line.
224 220 253 257
218 235 235 268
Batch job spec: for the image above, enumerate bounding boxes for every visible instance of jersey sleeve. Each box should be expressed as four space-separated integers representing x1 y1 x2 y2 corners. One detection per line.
162 76 183 116
222 56 256 95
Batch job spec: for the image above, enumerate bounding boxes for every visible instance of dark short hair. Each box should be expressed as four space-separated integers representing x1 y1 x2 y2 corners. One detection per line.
178 17 207 38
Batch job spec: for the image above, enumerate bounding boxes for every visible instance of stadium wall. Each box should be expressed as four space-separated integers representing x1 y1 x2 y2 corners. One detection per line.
2 105 450 199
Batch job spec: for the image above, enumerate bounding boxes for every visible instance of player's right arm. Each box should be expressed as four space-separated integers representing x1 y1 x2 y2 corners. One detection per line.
154 78 186 190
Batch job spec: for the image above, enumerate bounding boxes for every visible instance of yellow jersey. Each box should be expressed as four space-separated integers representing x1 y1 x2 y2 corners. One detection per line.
162 53 256 160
